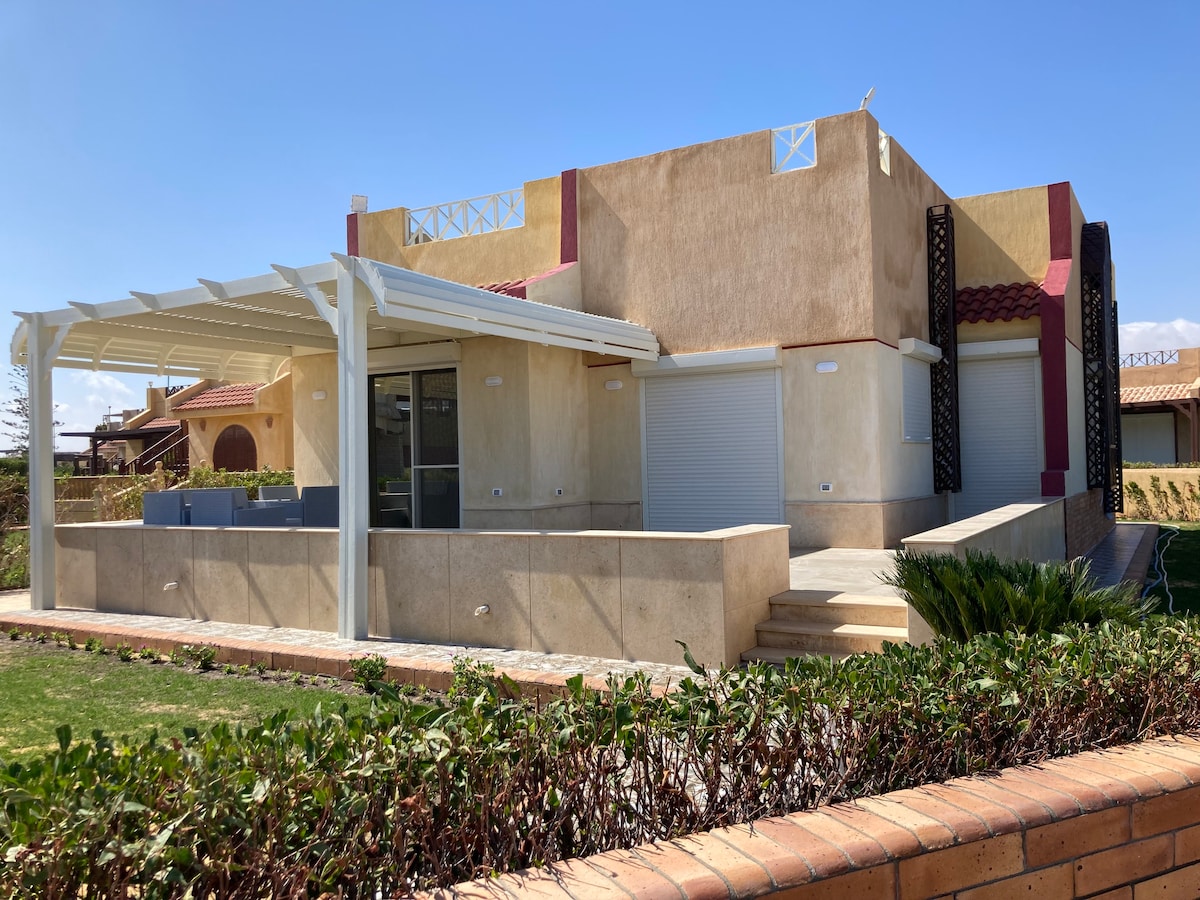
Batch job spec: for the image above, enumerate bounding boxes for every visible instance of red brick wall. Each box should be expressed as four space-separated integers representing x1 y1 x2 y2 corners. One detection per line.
1066 487 1113 558
447 734 1200 899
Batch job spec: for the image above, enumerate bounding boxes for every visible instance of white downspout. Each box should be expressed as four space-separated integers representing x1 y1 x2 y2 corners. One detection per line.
335 259 370 639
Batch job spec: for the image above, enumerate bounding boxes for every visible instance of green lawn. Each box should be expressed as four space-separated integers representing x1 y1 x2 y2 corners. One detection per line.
1145 522 1200 616
0 639 376 761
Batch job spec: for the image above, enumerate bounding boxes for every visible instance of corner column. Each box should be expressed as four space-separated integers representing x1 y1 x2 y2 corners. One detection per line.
336 260 370 639
27 315 56 610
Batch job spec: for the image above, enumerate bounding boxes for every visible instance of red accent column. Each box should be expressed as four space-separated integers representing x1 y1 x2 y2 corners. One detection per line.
560 169 578 264
346 213 359 257
1040 182 1073 496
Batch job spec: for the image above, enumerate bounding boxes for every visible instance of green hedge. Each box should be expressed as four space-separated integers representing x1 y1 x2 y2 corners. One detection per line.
6 620 1200 896
182 467 294 501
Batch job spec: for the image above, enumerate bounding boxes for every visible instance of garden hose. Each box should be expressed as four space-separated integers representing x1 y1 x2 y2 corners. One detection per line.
1143 524 1180 614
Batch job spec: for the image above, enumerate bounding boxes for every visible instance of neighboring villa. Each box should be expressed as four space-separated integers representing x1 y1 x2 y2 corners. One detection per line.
62 376 294 476
12 108 1123 665
1119 347 1200 464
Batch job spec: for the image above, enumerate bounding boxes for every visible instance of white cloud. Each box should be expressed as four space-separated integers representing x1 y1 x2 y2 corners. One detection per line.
70 371 136 400
1118 319 1200 355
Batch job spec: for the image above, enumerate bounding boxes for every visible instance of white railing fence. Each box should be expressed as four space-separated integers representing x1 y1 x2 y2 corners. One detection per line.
405 190 525 245
771 121 816 173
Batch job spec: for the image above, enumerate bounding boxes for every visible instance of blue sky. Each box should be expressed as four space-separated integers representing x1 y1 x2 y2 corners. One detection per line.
2 1 1198 451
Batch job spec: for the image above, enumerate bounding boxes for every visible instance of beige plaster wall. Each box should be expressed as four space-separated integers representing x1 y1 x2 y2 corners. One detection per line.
185 411 290 472
957 317 1042 344
1119 348 1200 388
867 134 950 345
528 344 590 508
58 522 791 667
290 353 339 486
356 175 563 286
1065 341 1087 496
783 341 934 505
586 363 641 507
783 343 882 504
578 111 877 354
458 337 532 516
785 495 947 550
953 186 1050 288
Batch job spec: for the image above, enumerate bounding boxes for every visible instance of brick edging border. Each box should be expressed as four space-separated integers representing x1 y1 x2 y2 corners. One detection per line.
431 733 1200 899
0 613 648 701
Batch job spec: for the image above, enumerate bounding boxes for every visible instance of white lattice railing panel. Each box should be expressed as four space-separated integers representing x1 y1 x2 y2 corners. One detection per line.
879 130 891 175
406 189 525 245
772 121 816 173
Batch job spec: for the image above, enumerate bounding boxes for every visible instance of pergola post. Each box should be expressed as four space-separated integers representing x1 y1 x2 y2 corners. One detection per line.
26 314 57 610
336 260 370 639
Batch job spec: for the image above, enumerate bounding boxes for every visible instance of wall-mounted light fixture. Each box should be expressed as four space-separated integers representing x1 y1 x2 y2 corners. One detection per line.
815 361 839 374
604 380 624 391
311 390 327 401
485 376 503 387
265 416 273 429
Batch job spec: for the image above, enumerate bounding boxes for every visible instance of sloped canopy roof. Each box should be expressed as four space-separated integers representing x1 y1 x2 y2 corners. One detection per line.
11 255 658 379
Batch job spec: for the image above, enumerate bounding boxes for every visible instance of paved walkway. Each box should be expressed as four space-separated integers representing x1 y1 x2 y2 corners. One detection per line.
0 590 693 695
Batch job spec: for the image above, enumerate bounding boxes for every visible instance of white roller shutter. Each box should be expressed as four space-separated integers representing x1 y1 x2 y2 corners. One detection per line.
644 369 782 531
1120 413 1176 464
956 356 1042 520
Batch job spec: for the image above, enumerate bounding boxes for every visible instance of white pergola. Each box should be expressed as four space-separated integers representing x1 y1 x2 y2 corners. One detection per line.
13 254 658 639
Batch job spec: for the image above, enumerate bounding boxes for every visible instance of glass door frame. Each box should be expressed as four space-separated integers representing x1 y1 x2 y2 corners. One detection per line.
367 365 462 528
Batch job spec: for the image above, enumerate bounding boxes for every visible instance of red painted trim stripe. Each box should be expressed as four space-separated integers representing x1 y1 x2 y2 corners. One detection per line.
1038 183 1074 495
560 169 579 264
346 213 359 257
1047 182 1073 262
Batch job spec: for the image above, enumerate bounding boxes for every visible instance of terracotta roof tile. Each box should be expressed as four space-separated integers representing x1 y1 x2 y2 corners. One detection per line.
173 383 264 411
1120 383 1199 405
478 262 578 300
143 417 180 428
956 282 1045 324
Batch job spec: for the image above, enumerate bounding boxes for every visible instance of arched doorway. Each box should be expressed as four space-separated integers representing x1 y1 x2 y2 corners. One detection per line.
212 424 257 472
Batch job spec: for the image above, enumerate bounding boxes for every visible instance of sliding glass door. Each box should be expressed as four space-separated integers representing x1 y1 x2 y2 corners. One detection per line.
369 368 459 528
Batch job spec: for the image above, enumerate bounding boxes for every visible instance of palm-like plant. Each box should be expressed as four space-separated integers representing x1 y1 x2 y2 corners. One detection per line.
882 550 1158 643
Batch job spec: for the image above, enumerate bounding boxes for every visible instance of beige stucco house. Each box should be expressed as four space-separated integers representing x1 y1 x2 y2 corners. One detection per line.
1119 348 1200 464
12 109 1123 664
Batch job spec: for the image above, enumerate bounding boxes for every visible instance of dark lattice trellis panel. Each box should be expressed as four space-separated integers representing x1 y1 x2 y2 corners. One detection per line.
927 205 961 493
1081 221 1122 512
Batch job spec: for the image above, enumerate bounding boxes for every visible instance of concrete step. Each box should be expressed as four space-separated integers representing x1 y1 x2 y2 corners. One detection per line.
769 590 909 627
755 619 908 655
740 645 852 666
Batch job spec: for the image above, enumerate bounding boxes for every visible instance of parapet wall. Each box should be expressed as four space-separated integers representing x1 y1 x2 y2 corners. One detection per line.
53 523 790 668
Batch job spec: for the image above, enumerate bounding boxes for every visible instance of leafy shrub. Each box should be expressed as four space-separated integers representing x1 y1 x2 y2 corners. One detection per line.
882 549 1156 643
1122 472 1200 522
348 653 388 691
183 467 294 501
181 644 217 671
6 619 1200 896
0 530 28 589
83 637 102 653
115 643 133 662
1124 460 1200 468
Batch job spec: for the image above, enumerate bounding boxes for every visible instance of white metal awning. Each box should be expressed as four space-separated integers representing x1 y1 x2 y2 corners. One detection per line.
10 254 659 378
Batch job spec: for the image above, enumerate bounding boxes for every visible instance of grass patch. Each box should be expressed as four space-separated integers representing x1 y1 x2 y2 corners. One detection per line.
0 639 375 761
1146 522 1200 616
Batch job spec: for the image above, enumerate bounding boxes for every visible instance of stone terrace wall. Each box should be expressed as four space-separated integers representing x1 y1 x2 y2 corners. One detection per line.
442 733 1200 899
